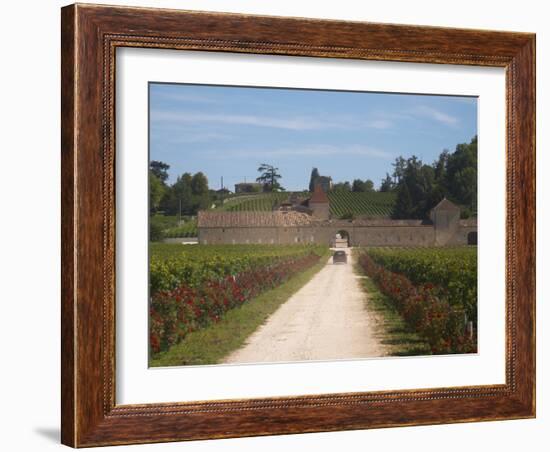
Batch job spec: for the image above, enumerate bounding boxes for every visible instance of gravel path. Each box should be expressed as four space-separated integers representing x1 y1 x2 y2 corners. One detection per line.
223 249 387 364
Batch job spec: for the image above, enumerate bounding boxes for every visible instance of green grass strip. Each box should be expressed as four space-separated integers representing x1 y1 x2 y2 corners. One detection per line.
149 252 329 367
356 268 431 357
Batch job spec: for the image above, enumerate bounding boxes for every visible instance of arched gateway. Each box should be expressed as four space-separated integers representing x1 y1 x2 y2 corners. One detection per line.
333 230 350 248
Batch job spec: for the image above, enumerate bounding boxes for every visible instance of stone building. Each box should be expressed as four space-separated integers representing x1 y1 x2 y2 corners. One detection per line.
197 195 477 247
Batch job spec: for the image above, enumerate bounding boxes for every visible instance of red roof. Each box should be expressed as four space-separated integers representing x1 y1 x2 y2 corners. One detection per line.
309 184 329 204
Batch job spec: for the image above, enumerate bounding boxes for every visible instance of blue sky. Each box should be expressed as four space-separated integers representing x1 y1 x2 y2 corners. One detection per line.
149 83 477 191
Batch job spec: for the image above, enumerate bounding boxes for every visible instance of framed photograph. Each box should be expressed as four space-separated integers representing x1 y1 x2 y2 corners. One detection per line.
61 3 535 447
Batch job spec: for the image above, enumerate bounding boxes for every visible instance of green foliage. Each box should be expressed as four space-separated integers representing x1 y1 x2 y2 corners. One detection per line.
332 181 351 192
163 220 198 238
366 247 477 322
149 217 165 242
256 163 284 192
150 160 170 183
218 192 292 211
358 248 477 354
149 215 197 239
392 183 413 219
339 211 355 220
149 255 329 366
444 136 478 211
358 275 431 356
149 171 166 213
391 136 478 219
149 248 326 356
328 191 396 218
214 191 396 218
157 171 216 216
391 156 407 183
379 173 395 192
352 179 375 192
149 243 327 295
150 214 180 229
391 155 436 219
191 172 209 195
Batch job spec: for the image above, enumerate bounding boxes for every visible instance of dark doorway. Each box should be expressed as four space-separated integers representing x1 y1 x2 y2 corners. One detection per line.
467 231 478 245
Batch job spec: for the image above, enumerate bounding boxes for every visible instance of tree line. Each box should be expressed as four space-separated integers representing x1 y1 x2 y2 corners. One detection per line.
308 135 477 219
150 135 477 219
308 167 375 193
149 161 215 216
149 162 287 216
389 136 477 219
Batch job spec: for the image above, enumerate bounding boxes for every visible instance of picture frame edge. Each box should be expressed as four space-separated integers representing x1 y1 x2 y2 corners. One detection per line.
60 3 536 447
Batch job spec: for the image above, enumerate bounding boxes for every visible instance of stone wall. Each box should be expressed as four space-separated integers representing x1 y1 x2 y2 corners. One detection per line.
197 208 477 247
447 225 478 246
309 202 330 220
198 222 473 247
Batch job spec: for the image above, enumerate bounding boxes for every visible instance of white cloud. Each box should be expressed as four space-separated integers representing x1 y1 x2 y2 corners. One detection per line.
413 105 459 126
151 110 326 130
151 110 394 132
204 144 393 160
165 132 234 144
367 119 393 129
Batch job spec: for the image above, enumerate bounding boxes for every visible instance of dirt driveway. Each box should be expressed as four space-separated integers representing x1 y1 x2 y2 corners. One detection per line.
223 249 387 364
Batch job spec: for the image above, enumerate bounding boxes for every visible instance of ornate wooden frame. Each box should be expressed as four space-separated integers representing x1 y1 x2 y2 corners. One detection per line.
61 3 535 447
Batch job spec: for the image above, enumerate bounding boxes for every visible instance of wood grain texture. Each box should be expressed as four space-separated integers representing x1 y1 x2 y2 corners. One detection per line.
60 3 536 447
60 5 76 447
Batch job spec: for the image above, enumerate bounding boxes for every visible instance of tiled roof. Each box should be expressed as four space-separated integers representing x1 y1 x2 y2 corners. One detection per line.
309 184 329 204
198 211 313 228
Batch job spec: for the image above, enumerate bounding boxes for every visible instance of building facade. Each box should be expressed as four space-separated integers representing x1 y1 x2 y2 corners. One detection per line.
197 197 477 247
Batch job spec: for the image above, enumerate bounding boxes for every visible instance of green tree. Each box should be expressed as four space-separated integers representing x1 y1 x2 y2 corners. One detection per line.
434 149 449 189
149 171 165 213
392 156 407 184
364 179 375 192
390 136 477 219
309 167 320 192
149 218 165 242
161 173 191 215
333 181 351 192
352 179 365 192
190 172 209 195
351 179 375 192
150 160 170 183
392 156 437 219
392 183 413 219
256 163 284 192
379 173 394 192
444 136 477 211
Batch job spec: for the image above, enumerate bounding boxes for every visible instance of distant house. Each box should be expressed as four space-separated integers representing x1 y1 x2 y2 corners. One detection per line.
234 182 263 193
